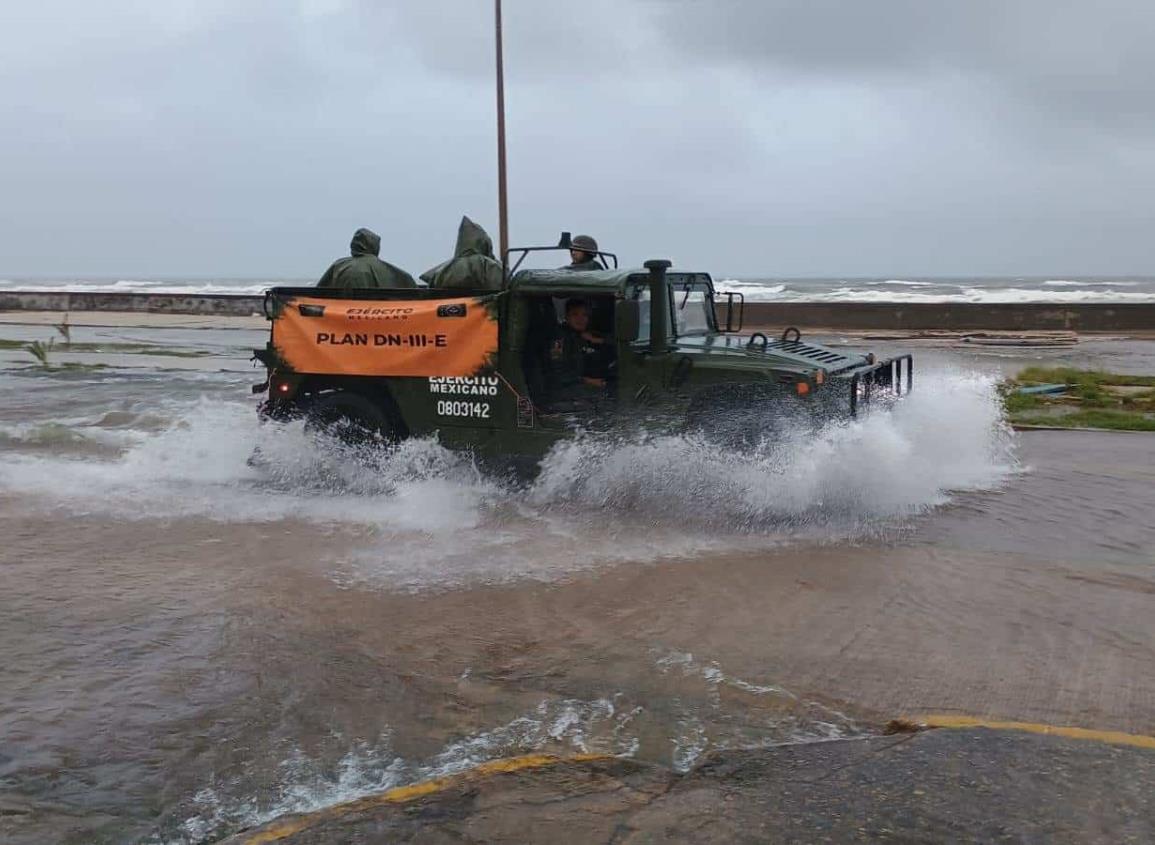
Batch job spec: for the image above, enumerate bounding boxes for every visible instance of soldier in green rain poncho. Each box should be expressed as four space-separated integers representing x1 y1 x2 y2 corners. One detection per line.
317 228 417 289
421 216 505 291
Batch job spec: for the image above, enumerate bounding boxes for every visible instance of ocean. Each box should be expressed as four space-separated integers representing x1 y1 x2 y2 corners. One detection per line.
3 275 1155 303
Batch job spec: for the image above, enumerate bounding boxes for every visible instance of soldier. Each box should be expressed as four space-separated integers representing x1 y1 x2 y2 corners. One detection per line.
560 234 605 271
420 216 504 290
555 298 615 389
317 228 417 289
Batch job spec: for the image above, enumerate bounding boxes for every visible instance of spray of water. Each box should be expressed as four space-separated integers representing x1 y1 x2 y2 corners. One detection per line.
531 368 1014 528
0 368 1015 585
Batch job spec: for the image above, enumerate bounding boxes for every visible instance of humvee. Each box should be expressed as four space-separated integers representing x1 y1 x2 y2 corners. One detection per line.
253 244 911 471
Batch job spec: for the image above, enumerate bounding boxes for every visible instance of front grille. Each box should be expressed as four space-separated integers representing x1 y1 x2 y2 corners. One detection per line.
763 339 858 368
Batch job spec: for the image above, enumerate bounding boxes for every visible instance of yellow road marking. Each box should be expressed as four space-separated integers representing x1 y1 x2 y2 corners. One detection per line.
238 752 612 844
915 714 1155 750
235 719 1155 842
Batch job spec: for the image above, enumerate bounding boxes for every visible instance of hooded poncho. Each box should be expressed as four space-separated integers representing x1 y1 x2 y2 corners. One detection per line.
421 216 505 290
317 228 418 289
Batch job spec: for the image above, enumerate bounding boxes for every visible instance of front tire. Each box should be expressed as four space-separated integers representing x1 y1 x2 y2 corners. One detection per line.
685 384 798 449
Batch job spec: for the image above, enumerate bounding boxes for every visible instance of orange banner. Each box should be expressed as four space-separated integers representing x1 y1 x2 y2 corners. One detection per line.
272 294 499 377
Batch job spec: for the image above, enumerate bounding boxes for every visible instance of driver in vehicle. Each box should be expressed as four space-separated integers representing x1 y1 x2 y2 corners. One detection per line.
554 298 615 390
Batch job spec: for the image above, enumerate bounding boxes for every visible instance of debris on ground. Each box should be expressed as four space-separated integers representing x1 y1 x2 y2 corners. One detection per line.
856 330 1080 346
1003 367 1155 431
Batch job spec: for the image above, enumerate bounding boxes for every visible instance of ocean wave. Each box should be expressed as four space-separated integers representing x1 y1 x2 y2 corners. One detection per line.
2 279 287 295
714 279 787 296
740 286 1155 303
706 277 1155 303
1042 279 1141 287
6 276 1154 303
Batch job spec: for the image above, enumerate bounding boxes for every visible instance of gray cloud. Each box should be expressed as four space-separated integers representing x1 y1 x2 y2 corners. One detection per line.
652 0 1155 132
1 0 1152 278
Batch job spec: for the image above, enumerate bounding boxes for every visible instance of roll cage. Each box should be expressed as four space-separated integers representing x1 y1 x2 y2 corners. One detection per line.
503 232 619 276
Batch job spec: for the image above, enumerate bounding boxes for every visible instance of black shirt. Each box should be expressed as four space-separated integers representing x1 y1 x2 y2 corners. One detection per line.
556 326 615 384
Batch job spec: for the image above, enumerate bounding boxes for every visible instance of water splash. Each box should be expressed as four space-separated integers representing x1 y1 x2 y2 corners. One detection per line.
0 368 1015 584
529 368 1014 528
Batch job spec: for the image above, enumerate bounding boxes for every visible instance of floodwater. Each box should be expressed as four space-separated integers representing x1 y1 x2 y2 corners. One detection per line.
2 323 1155 844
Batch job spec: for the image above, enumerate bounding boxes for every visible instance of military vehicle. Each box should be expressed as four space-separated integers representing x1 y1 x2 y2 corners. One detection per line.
253 241 911 471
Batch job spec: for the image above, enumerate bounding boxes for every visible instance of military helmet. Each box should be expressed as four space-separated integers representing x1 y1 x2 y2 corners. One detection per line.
571 234 599 254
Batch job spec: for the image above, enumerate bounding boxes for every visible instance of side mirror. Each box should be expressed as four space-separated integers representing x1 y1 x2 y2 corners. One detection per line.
717 291 745 333
616 299 641 342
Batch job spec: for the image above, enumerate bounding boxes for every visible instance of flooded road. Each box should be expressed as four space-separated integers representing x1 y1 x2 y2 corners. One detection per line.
1 323 1154 844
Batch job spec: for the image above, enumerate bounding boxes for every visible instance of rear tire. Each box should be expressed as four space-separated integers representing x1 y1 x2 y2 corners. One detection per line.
304 391 399 447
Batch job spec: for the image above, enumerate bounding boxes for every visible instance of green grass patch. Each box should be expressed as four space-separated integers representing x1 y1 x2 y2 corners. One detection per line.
1013 410 1155 432
95 345 215 358
48 341 215 357
1002 390 1043 413
25 362 110 372
1074 383 1111 408
0 338 213 357
1015 366 1155 388
1005 366 1155 431
25 339 54 366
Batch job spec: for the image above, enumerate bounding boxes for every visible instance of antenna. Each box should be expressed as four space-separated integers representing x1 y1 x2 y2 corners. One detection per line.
494 0 509 262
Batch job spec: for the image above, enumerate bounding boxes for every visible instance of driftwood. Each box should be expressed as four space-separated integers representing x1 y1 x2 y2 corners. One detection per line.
962 332 1078 347
860 330 1078 347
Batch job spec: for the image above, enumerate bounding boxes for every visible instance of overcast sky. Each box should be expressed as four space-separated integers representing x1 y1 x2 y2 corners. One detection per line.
2 0 1153 278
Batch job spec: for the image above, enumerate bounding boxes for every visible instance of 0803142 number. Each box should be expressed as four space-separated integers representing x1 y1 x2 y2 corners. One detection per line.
437 400 491 419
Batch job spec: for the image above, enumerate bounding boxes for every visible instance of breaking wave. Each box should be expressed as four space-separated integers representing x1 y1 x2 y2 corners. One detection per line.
0 368 1015 586
784 286 1155 304
712 277 1155 302
0 277 280 295
9 275 1155 302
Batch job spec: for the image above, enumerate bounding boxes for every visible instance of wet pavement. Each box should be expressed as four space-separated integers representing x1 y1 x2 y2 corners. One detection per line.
221 729 1155 844
1 318 1154 843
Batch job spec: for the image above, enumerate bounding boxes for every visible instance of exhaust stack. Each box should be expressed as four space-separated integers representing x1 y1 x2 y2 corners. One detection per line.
644 259 672 352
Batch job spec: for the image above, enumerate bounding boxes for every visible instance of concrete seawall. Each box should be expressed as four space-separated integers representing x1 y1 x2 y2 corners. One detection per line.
2 290 1154 331
0 291 264 317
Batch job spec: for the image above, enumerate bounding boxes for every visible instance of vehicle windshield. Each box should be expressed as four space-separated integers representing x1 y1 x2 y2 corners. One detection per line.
673 285 713 336
634 287 651 342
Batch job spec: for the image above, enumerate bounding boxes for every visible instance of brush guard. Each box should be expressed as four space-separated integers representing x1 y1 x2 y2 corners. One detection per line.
849 354 913 417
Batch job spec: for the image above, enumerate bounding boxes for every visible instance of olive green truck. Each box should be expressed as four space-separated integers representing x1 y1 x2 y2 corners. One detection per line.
254 248 911 472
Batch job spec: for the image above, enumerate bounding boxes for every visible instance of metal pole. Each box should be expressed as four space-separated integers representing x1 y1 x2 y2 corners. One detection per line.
494 0 509 262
